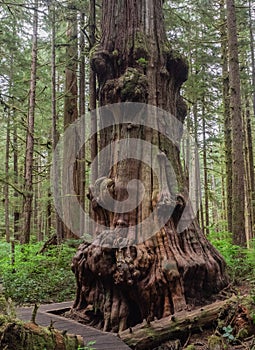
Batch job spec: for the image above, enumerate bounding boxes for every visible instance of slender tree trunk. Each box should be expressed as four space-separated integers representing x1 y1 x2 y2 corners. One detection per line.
62 2 80 239
249 0 255 118
46 189 52 239
211 175 219 228
33 160 38 238
248 0 255 236
226 0 246 246
71 0 229 332
4 111 10 243
244 97 254 242
220 0 232 233
221 162 227 229
88 0 98 235
193 102 205 233
5 56 15 243
22 0 38 244
79 10 86 235
89 0 98 183
50 2 64 243
202 100 210 235
13 121 20 237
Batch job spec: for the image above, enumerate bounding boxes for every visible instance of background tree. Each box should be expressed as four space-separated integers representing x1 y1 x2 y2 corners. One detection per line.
22 0 39 244
226 0 246 246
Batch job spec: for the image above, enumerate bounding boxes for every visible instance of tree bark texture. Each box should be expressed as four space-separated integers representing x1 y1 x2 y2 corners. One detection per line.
63 3 82 239
226 0 246 246
89 0 98 183
13 122 20 237
5 109 10 243
51 3 64 243
220 0 232 234
71 0 229 333
244 98 255 243
22 0 38 244
249 0 255 119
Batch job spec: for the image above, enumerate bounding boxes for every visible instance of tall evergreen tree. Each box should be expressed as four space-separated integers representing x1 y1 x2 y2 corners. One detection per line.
226 0 246 246
22 0 39 243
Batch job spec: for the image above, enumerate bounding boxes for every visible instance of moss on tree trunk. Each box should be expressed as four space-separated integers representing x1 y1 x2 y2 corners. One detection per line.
0 315 83 350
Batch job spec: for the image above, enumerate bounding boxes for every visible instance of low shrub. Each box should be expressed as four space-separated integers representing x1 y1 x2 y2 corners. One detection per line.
0 240 77 304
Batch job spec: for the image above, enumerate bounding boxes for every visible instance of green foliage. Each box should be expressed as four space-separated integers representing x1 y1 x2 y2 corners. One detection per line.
77 341 96 350
222 325 235 342
209 229 255 285
0 241 76 304
136 57 148 68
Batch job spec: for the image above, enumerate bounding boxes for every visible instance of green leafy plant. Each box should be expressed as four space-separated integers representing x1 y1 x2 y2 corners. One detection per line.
0 241 77 304
208 229 255 282
222 325 235 343
136 57 148 68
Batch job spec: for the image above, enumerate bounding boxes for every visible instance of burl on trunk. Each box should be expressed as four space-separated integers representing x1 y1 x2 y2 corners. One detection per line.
70 0 228 332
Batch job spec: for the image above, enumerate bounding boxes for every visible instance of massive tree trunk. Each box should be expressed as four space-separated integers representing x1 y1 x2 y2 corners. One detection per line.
71 0 229 333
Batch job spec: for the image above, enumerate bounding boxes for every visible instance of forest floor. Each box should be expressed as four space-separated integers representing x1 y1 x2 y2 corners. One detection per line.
1 240 255 349
159 281 255 350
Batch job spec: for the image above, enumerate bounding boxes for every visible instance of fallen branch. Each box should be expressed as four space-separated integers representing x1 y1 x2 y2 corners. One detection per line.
0 315 83 350
119 296 238 350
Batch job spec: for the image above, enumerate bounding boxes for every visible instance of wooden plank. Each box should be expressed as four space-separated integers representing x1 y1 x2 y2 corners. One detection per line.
17 303 131 350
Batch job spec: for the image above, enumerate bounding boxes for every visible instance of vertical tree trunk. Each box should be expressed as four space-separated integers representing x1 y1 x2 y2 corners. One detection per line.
249 0 255 118
202 100 210 235
62 2 80 239
248 0 255 234
193 101 205 233
88 0 98 234
45 189 52 240
211 175 219 228
79 9 86 235
89 0 98 183
22 0 38 244
243 97 254 242
50 2 64 243
71 0 229 333
220 0 232 233
13 121 20 237
226 0 246 246
4 110 10 243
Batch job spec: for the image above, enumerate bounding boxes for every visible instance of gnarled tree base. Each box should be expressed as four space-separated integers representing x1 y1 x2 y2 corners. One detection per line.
70 220 228 333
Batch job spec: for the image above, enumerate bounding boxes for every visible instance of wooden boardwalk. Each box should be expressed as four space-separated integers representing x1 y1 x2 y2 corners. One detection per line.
17 302 132 350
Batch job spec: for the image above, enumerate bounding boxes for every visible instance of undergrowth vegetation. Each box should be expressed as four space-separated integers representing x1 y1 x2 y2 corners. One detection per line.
0 232 255 306
0 240 79 304
208 228 255 290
